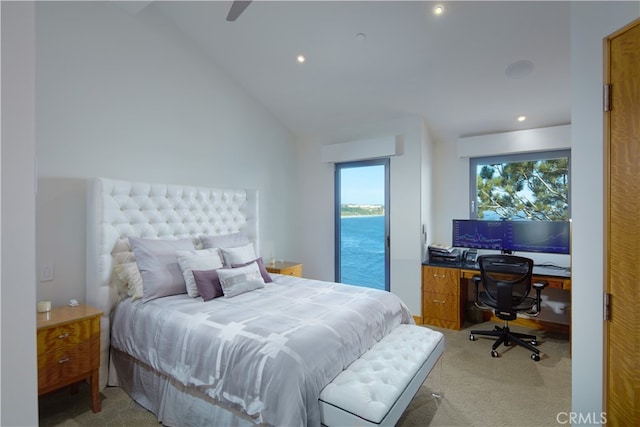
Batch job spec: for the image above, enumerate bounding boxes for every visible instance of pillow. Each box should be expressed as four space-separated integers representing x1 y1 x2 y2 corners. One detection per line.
200 232 250 250
176 249 224 298
192 269 224 301
217 262 265 298
114 262 144 300
232 257 273 283
129 237 194 302
220 242 257 267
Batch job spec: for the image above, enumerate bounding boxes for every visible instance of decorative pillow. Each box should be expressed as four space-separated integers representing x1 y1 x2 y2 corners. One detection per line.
220 242 257 267
176 249 224 298
200 232 250 250
192 269 225 301
129 237 194 302
114 262 144 300
232 257 273 283
217 262 265 298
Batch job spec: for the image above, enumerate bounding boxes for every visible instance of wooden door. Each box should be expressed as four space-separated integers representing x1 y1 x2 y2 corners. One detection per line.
604 17 640 425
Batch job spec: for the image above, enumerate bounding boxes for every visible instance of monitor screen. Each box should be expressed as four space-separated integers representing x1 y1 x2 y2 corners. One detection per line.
452 219 504 250
503 220 571 254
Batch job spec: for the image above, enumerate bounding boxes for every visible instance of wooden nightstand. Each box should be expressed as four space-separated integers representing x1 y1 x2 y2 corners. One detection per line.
37 304 102 413
266 261 303 277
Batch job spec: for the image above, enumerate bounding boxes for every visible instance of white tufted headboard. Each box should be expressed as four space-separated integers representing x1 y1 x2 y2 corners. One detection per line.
86 177 259 389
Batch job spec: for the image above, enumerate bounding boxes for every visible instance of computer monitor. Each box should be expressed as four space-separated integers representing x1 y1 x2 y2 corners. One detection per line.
503 220 571 254
452 219 504 250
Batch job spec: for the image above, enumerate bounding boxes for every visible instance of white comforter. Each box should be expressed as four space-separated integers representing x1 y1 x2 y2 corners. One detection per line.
111 274 414 426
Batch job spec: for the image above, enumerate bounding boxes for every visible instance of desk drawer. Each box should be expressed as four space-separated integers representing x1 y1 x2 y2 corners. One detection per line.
422 266 459 295
423 291 459 323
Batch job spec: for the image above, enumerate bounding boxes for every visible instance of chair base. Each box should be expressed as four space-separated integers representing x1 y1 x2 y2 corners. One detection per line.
470 321 542 361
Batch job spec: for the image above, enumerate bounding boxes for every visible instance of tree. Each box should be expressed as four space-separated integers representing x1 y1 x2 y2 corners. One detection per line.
476 158 569 220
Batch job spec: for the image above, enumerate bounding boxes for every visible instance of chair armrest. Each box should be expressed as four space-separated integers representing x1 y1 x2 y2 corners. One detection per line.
533 280 548 290
471 275 491 310
472 275 481 302
528 281 548 316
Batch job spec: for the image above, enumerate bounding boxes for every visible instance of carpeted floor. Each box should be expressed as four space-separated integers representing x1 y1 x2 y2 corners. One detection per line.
38 321 571 427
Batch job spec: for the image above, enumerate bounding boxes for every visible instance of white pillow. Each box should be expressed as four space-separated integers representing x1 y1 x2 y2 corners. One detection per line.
217 262 265 298
176 249 224 298
220 243 257 267
114 262 144 301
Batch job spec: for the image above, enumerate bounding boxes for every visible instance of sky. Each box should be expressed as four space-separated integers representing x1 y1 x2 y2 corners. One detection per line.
340 165 385 205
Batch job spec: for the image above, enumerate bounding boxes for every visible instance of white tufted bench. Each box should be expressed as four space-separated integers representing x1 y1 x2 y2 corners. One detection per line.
319 324 445 427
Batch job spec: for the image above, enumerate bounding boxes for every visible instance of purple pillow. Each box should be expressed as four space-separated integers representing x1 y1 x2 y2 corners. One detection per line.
192 269 224 301
232 257 273 283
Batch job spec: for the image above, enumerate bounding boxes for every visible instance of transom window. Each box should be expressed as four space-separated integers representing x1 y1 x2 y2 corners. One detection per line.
469 150 570 221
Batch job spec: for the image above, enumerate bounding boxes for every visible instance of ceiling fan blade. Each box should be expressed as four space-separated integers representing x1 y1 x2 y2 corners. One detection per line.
226 1 252 22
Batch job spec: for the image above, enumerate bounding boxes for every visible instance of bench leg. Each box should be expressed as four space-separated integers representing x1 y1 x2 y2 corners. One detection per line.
429 357 445 399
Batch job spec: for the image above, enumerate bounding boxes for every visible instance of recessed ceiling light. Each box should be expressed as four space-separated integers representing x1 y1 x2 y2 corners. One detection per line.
356 32 366 41
296 54 306 64
517 115 527 122
433 4 445 15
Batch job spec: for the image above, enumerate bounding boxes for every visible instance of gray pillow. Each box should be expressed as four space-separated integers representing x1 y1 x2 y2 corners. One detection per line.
232 257 273 283
217 262 265 298
129 237 194 302
200 232 250 250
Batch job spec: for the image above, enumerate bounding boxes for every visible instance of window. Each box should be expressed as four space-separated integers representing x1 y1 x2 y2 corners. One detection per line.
335 159 390 291
469 150 570 221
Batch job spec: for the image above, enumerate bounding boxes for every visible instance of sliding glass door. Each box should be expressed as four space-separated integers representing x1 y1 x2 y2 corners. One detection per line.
335 159 390 291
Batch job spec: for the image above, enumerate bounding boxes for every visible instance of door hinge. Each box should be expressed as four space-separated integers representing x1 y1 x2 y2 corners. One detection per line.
603 84 612 112
604 292 612 321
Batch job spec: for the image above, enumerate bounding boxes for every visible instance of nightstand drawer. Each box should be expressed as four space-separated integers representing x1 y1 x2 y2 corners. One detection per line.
38 340 92 390
37 319 93 356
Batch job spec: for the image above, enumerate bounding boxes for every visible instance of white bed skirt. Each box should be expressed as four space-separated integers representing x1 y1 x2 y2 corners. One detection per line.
111 349 257 427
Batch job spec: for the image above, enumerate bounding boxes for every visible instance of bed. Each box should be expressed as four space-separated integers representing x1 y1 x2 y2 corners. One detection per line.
86 177 444 427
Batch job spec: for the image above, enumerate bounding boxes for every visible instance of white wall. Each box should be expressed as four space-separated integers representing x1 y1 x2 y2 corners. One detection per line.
1 2 39 426
570 1 639 418
295 116 432 316
34 2 299 308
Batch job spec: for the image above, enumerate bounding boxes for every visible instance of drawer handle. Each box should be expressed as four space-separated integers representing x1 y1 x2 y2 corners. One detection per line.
57 333 70 339
58 357 70 364
432 274 446 279
433 299 446 304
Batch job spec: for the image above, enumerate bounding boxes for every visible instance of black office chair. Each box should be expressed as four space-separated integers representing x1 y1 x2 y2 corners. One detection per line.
469 254 548 361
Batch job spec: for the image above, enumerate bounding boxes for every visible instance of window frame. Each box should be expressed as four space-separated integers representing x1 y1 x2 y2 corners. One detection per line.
468 149 571 220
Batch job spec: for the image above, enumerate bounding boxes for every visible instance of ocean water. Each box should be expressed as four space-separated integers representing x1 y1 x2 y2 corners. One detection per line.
340 215 386 290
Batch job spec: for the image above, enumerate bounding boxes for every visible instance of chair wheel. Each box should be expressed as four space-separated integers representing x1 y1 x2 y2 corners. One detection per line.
491 350 500 358
530 340 538 346
531 353 541 361
469 334 476 341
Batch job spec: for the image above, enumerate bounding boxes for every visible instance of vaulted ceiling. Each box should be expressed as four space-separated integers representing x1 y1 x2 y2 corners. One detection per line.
142 1 571 142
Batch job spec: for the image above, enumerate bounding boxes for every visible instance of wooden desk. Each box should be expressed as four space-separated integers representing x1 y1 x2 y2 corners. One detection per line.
422 262 571 331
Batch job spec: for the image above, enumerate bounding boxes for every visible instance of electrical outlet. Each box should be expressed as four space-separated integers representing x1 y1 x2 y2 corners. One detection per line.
40 263 54 282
